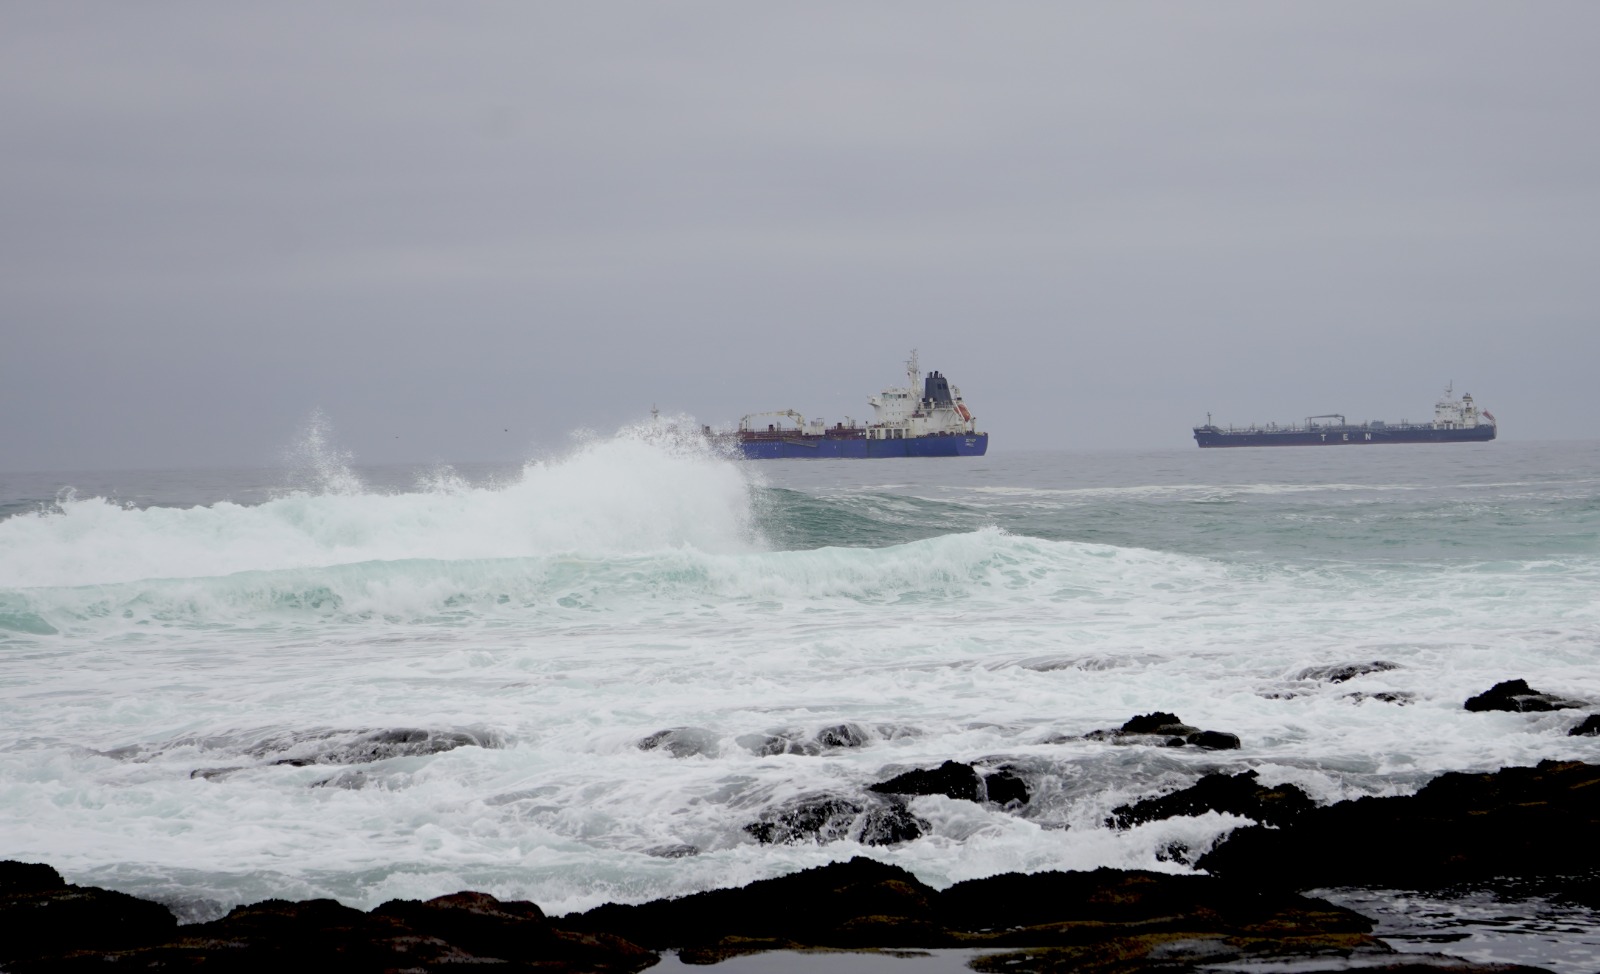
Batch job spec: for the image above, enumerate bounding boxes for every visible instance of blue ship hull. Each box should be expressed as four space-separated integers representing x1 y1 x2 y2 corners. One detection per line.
735 433 988 459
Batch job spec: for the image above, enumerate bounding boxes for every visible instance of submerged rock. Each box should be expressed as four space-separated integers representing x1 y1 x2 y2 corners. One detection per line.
261 727 504 765
743 792 925 846
637 726 720 758
643 844 699 859
1344 690 1417 705
183 726 506 778
1463 679 1585 713
815 723 872 749
737 722 873 756
1294 660 1402 683
1107 770 1317 830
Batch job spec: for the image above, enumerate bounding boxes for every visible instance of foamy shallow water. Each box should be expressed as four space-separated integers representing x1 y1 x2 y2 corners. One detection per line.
3 434 1598 959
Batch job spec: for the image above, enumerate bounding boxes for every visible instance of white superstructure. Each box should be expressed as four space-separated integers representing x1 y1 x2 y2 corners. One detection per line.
1432 383 1491 429
862 350 979 442
735 350 982 442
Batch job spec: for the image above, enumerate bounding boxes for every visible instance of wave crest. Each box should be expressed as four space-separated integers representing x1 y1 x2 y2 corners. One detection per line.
0 423 760 590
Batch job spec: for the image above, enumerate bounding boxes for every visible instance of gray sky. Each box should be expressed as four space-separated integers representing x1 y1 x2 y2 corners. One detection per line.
4 2 1597 471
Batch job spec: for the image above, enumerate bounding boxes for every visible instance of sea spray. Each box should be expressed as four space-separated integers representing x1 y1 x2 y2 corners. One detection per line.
0 418 762 590
1 439 1597 946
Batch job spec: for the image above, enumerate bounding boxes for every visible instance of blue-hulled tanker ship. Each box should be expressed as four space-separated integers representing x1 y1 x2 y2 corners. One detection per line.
719 352 988 459
1193 386 1497 447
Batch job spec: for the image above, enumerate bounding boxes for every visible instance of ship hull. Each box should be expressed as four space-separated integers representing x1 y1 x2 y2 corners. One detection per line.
1194 425 1496 448
732 433 988 459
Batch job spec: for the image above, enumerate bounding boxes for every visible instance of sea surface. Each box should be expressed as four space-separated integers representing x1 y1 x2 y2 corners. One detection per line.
3 429 1599 970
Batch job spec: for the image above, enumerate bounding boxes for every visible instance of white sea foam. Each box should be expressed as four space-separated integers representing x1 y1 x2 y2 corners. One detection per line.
0 424 758 590
2 438 1598 925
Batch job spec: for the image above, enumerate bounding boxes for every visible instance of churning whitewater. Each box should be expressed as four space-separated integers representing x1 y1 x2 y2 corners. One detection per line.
2 427 1598 931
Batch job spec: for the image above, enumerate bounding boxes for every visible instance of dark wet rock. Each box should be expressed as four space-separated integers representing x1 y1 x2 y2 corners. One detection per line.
737 722 873 756
311 727 501 763
177 727 505 778
569 856 941 953
1200 759 1600 890
3 885 654 972
1345 690 1417 705
9 855 1545 973
1552 874 1600 910
643 843 699 858
0 859 65 893
1185 730 1241 750
1121 711 1198 735
637 725 720 758
869 760 1031 806
235 727 505 765
744 792 925 846
0 861 177 966
1295 660 1402 683
1568 714 1600 736
870 760 983 801
815 722 871 748
1464 679 1584 713
738 732 810 755
569 858 1391 967
1085 713 1242 749
968 943 1547 974
939 867 1372 934
373 890 651 969
1108 770 1317 830
983 767 1031 805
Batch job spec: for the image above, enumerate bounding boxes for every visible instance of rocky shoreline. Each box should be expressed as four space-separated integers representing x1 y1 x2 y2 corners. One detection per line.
5 680 1597 973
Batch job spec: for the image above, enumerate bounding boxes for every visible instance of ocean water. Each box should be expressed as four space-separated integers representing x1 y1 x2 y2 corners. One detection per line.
3 429 1599 967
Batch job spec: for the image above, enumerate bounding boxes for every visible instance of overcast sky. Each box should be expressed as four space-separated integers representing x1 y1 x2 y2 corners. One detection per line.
3 2 1597 471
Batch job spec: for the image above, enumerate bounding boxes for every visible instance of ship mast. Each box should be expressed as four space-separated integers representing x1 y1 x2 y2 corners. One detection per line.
906 349 920 394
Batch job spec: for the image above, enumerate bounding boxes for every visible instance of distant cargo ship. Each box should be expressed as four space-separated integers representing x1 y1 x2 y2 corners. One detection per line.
1194 386 1497 448
715 352 988 459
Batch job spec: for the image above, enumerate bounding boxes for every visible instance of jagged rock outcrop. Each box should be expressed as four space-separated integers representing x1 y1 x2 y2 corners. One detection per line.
1199 760 1600 890
0 864 653 973
868 759 1031 806
1463 679 1584 713
182 727 506 780
0 860 177 964
564 858 1536 972
1567 714 1600 736
1108 770 1317 830
2 855 1558 973
1085 712 1242 750
743 792 925 846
